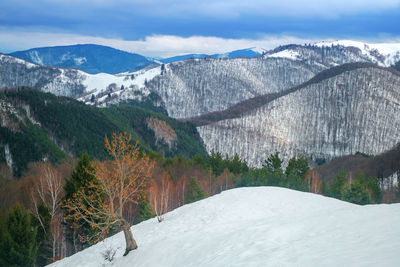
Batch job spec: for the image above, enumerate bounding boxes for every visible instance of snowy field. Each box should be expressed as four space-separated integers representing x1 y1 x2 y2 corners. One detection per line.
49 187 400 267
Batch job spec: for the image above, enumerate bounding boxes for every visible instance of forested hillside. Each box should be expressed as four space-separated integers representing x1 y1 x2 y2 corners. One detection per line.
0 88 206 176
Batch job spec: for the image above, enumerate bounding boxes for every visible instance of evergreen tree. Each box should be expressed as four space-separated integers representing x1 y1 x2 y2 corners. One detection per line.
0 204 38 267
263 152 283 173
208 150 224 176
341 182 371 205
62 153 103 251
186 177 207 204
31 204 52 267
329 169 347 198
285 155 309 178
136 193 155 223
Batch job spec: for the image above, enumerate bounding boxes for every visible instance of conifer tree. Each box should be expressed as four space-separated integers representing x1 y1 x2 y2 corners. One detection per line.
62 153 102 252
186 177 207 204
0 204 38 267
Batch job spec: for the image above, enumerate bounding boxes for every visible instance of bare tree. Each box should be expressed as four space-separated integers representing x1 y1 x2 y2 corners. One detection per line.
63 133 155 256
31 163 64 259
150 171 171 222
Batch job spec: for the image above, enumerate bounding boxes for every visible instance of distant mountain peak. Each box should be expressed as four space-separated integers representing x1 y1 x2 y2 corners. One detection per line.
8 44 158 74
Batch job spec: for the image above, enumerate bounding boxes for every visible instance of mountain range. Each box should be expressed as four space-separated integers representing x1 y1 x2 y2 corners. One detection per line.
1 40 400 174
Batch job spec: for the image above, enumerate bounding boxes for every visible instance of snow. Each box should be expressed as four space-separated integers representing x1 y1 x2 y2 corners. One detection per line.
0 54 37 69
249 47 267 54
80 66 161 101
316 40 400 66
265 49 301 60
48 187 400 267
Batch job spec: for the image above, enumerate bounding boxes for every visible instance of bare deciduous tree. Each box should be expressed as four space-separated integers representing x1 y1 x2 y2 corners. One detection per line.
31 163 64 259
63 132 155 256
150 171 171 222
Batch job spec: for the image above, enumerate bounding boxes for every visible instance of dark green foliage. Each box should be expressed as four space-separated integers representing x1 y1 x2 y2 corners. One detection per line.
186 177 207 204
355 151 372 158
102 104 207 159
341 182 371 205
0 204 38 267
31 204 52 267
208 150 224 176
324 170 381 205
122 93 168 115
236 153 307 191
135 194 155 224
208 151 249 176
62 153 103 247
328 169 347 199
0 88 206 176
263 152 283 173
285 156 309 178
285 156 309 191
190 153 207 169
0 122 66 176
63 153 96 200
236 168 280 187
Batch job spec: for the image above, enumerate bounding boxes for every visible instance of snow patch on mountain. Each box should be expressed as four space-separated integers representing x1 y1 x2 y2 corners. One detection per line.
48 187 400 267
316 40 400 66
265 49 301 60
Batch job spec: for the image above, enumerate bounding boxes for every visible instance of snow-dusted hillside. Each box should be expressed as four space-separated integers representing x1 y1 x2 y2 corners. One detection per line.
48 187 400 267
0 54 157 102
198 64 400 166
146 57 321 118
266 40 400 67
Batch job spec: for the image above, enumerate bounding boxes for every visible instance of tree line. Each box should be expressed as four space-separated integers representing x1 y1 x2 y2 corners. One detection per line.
0 135 394 266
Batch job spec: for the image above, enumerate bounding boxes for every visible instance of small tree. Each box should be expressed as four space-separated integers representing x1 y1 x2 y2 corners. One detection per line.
0 204 39 267
63 133 155 256
135 193 155 224
62 153 100 253
150 171 171 222
31 164 64 260
186 177 207 204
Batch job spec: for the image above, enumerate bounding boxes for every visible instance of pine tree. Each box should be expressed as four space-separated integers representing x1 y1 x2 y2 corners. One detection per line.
186 177 207 204
31 204 51 267
263 152 283 173
62 153 102 251
0 204 38 267
136 193 155 223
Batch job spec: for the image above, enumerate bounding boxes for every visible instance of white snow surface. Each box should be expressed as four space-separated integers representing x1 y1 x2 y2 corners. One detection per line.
265 49 301 60
316 40 400 66
48 187 400 267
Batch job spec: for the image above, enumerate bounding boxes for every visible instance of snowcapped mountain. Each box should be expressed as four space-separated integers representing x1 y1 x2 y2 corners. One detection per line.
48 187 400 267
196 63 400 166
0 53 157 102
145 57 322 118
265 40 400 67
8 44 157 74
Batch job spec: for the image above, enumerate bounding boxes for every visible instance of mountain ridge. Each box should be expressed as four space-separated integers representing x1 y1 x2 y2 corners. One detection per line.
8 44 157 74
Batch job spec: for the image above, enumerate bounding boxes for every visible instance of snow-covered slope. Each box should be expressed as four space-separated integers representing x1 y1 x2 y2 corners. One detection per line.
197 64 400 166
265 40 400 67
48 187 400 267
145 57 321 118
0 54 158 102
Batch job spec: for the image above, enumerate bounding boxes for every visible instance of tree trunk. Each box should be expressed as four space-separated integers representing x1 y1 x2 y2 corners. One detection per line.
121 219 138 256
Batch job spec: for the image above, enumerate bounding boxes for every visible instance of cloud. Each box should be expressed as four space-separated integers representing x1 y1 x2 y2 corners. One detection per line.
0 30 323 57
1 30 399 58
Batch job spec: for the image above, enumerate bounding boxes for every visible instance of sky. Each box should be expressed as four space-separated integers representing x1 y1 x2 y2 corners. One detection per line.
1 0 400 57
